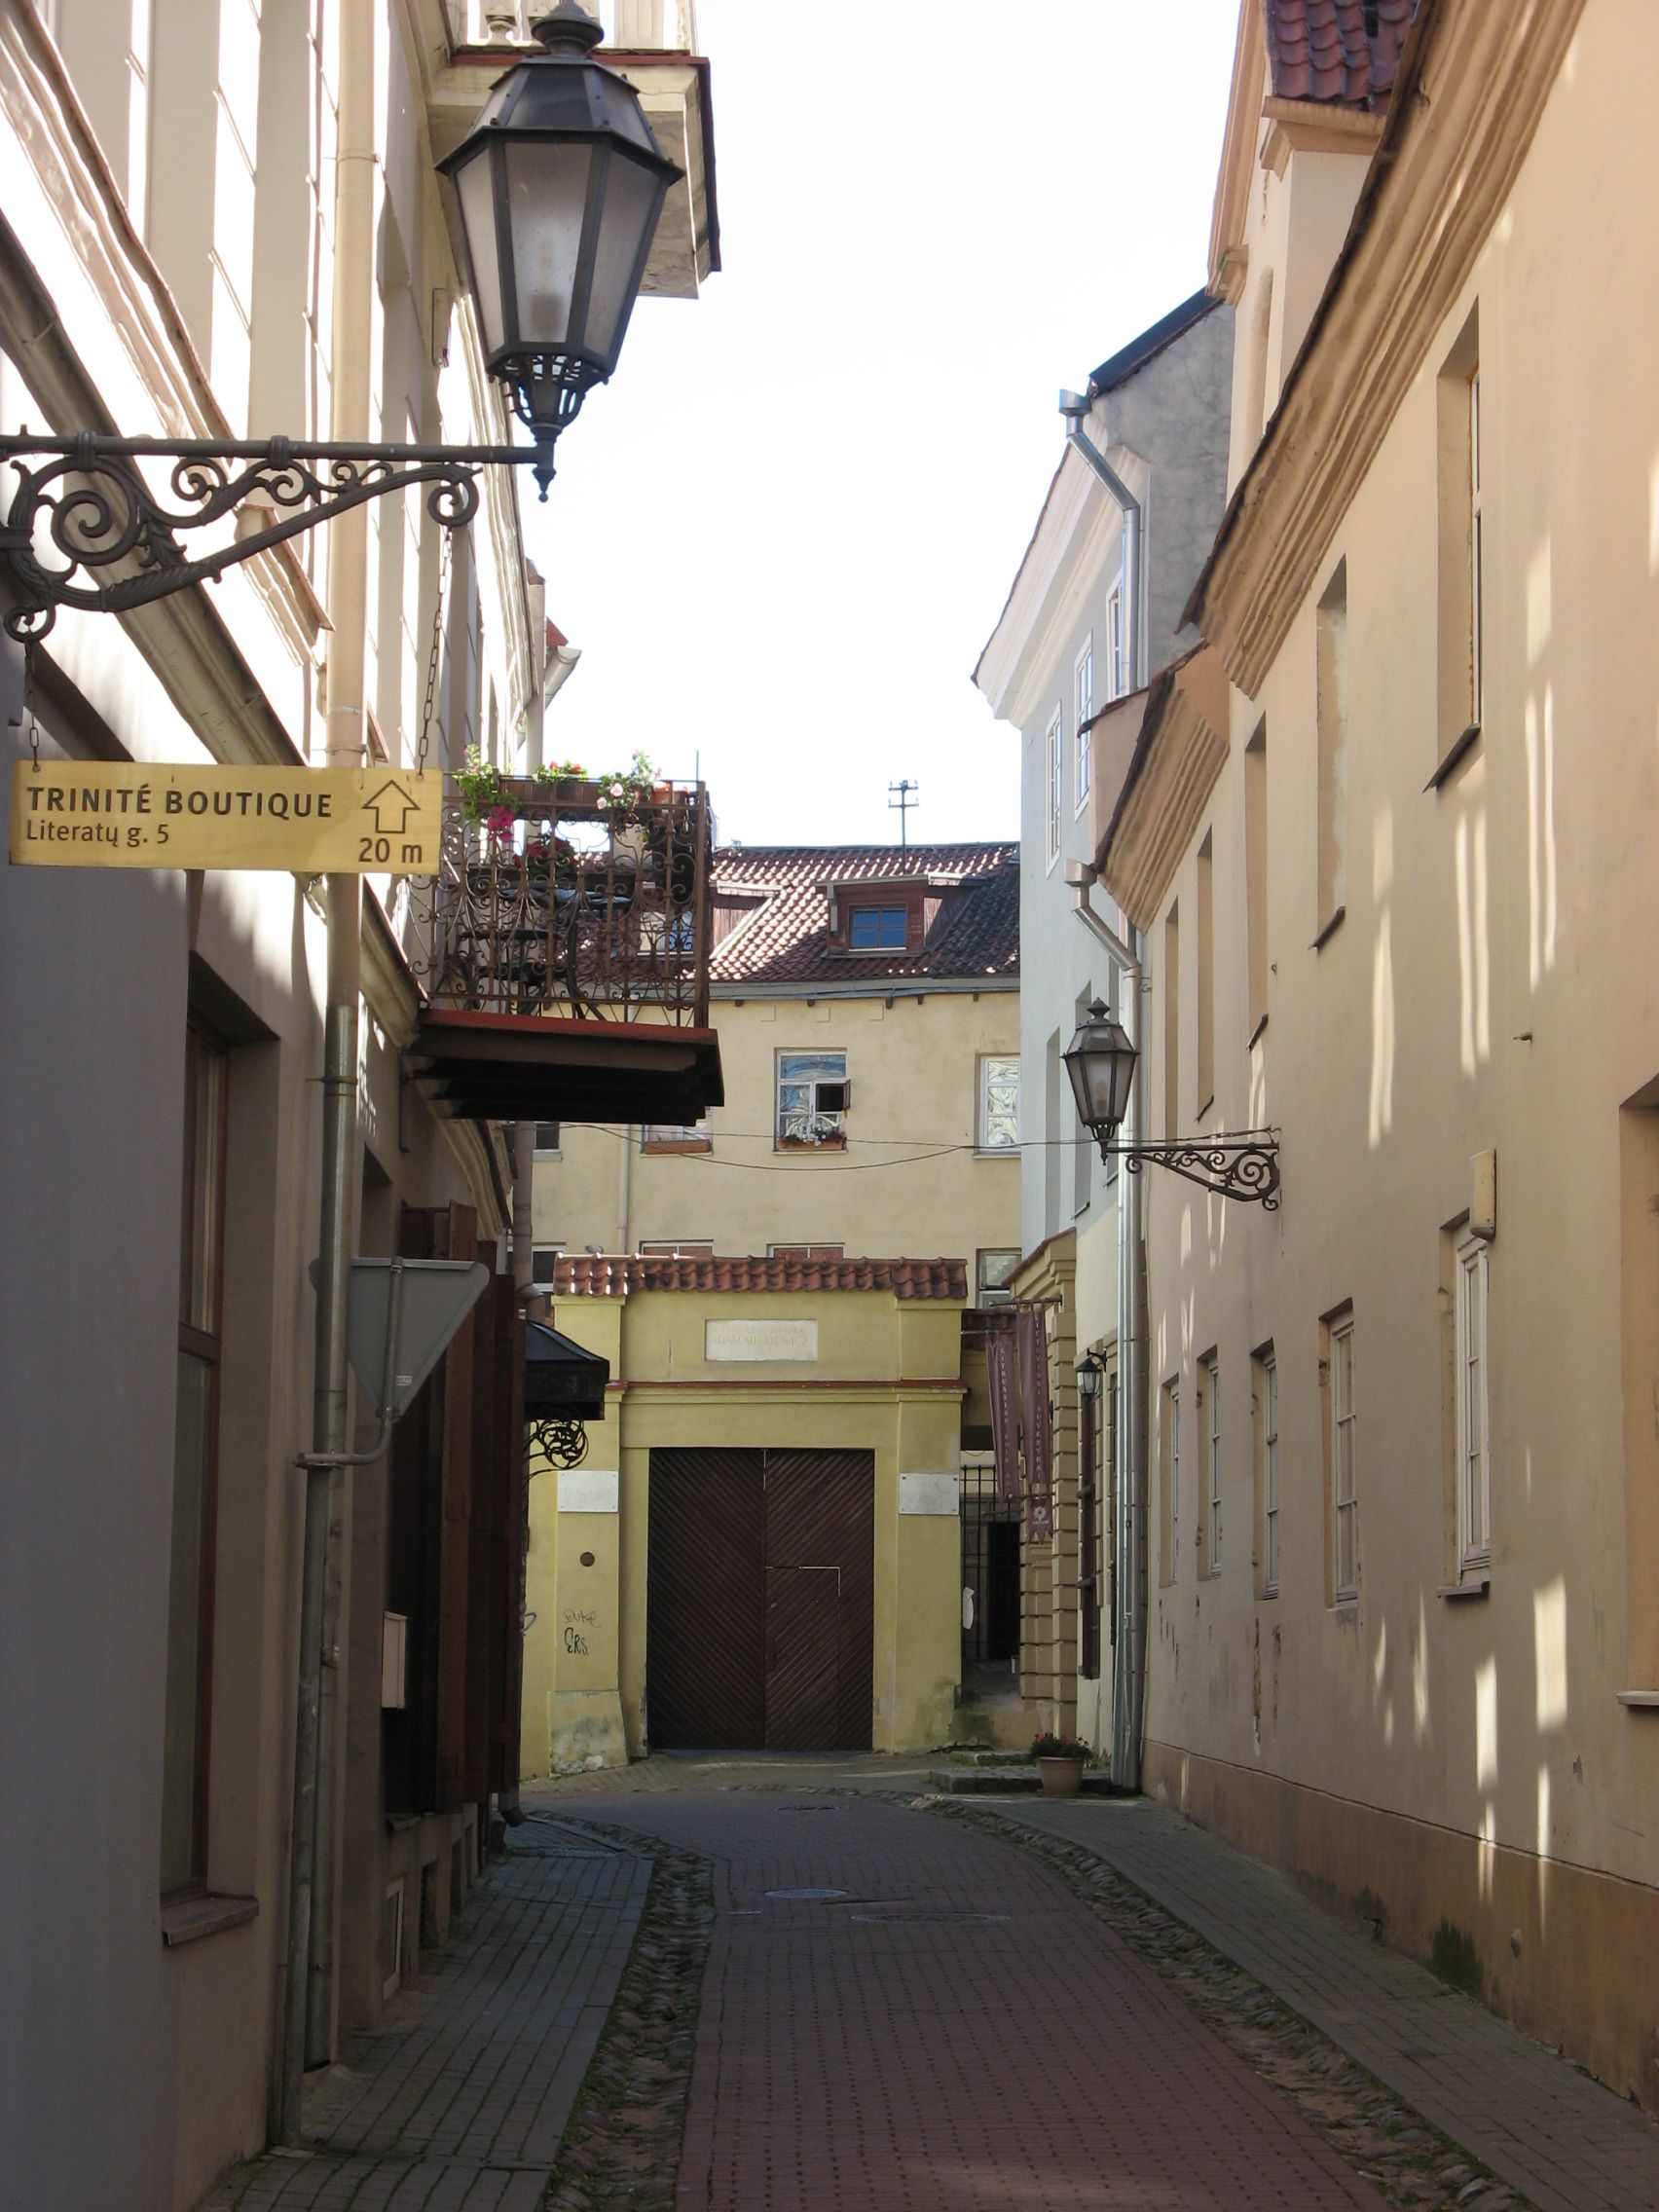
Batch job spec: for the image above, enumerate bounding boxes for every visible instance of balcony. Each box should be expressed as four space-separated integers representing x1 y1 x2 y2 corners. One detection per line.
407 777 722 1125
425 2 719 301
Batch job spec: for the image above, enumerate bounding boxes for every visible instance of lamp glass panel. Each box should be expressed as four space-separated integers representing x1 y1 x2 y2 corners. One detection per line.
454 144 507 358
578 151 665 367
503 139 597 355
1063 1018 1136 1134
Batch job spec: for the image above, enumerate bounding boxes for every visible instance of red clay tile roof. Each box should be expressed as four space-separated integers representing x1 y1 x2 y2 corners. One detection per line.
1265 0 1417 108
709 842 1018 990
549 1255 969 1300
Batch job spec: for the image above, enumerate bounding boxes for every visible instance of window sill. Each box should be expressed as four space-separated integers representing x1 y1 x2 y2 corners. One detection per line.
1437 1575 1491 1601
642 1140 713 1156
1310 906 1346 953
974 1146 1020 1161
1425 722 1482 793
161 1892 259 1948
1260 1585 1279 1601
1616 1690 1659 1710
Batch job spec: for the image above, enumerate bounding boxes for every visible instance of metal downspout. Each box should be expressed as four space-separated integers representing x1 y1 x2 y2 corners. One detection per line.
1071 869 1149 1790
279 0 375 2142
1061 404 1142 693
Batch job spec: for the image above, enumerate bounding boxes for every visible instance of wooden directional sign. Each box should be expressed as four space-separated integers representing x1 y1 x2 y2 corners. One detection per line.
9 762 441 873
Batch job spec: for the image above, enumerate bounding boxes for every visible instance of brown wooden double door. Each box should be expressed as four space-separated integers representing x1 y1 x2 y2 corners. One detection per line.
647 1448 874 1751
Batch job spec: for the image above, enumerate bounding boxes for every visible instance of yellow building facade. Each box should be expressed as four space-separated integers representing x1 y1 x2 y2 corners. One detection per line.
522 842 1021 1770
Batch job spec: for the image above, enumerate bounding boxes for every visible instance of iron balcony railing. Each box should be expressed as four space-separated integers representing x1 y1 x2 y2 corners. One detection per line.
410 777 713 1025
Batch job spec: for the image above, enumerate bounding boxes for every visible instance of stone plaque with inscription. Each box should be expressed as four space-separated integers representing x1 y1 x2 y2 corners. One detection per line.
704 1317 819 1363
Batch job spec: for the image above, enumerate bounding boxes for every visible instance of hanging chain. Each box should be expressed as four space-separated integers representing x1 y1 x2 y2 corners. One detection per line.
416 527 452 780
20 639 39 769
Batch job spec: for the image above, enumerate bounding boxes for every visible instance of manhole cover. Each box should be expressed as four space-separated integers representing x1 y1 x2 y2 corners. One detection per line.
763 1887 849 1901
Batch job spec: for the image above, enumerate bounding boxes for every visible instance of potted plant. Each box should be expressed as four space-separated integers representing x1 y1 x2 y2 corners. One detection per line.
1030 1731 1090 1798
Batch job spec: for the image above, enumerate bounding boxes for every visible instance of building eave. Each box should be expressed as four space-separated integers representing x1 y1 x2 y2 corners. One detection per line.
1096 644 1229 930
1186 0 1586 699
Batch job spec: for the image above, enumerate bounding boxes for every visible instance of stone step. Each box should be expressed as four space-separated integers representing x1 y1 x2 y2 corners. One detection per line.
928 1766 1116 1795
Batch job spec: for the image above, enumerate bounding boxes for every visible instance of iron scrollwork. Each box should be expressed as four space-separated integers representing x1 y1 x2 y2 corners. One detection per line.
1106 1133 1282 1209
529 1414 591 1471
0 433 533 642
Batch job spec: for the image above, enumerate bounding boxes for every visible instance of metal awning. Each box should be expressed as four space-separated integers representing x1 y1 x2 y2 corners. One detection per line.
525 1318 609 1422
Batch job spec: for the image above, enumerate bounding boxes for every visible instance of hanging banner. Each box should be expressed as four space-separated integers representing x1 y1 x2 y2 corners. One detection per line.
9 761 441 874
986 1318 1021 1506
1016 1307 1053 1541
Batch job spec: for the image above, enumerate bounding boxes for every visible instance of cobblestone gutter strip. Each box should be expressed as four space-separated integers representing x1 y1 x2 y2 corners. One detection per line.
542 1827 715 2212
922 1798 1531 2212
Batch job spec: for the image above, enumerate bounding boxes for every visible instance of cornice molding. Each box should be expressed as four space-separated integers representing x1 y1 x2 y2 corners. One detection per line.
1190 0 1588 698
1100 646 1229 930
1208 0 1267 295
1260 96 1383 179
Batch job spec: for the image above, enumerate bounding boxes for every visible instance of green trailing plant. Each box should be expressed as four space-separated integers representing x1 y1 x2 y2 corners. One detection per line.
455 745 508 827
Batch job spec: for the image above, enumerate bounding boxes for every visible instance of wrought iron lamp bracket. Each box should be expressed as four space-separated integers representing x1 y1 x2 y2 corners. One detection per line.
0 432 542 642
528 1414 590 1470
1097 1131 1281 1209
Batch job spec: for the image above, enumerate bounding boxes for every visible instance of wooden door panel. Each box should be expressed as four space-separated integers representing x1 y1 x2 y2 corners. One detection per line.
646 1450 765 1749
763 1451 874 1752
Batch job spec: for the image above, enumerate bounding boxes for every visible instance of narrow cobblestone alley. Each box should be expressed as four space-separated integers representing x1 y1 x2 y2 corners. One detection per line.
563 1788 1387 2212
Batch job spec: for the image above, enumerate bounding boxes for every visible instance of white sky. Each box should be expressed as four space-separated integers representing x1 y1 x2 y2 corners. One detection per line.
523 0 1238 850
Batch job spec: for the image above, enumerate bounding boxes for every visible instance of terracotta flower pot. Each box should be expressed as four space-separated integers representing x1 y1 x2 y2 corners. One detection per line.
1037 1754 1086 1799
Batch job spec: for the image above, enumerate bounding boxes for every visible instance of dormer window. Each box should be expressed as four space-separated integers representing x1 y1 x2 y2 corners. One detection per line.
826 881 929 954
848 904 907 950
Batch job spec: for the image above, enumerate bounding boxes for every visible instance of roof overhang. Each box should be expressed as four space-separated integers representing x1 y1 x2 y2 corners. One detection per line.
1097 644 1230 929
409 1009 723 1124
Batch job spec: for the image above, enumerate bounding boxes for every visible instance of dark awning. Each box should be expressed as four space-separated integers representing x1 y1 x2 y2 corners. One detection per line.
409 1008 722 1124
524 1319 609 1422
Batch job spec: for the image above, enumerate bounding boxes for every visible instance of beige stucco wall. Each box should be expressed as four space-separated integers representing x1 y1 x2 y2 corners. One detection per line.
1134 0 1659 2105
533 986 1020 1263
521 1289 966 1774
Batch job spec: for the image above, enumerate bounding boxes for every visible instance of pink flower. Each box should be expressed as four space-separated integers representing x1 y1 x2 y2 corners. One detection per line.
485 804 515 841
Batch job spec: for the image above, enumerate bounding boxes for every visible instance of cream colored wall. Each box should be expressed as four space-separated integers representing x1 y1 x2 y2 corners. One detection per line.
4 8 530 2205
521 1290 966 1772
1139 0 1659 2102
533 986 1021 1263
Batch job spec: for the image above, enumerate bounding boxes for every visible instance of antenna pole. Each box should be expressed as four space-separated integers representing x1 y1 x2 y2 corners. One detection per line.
887 778 919 852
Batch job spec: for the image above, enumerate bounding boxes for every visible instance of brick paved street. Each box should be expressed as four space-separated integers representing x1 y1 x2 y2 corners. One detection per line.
564 1788 1387 2211
201 1823 649 2212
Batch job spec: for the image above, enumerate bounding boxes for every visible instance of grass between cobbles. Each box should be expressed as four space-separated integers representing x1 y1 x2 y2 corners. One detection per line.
920 1796 1532 2212
541 1826 716 2212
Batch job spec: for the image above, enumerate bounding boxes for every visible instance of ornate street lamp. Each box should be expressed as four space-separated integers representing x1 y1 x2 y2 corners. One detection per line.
0 2 677 640
439 1 682 497
1063 998 1281 1208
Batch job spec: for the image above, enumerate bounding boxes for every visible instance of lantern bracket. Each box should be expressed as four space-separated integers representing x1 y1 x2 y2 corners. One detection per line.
0 432 545 642
1095 1130 1282 1210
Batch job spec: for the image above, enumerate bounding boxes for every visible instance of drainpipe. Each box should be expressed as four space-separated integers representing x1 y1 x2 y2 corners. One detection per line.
1070 865 1148 1791
279 0 375 2142
1059 391 1141 692
616 1123 633 1255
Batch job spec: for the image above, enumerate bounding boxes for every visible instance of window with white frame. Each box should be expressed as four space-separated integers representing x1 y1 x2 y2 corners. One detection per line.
1165 1379 1181 1581
776 1051 849 1148
1046 709 1062 864
1260 1349 1279 1596
1329 1314 1358 1600
1205 1353 1221 1574
1075 641 1093 806
1106 578 1125 700
643 1119 713 1152
976 1248 1019 1306
1456 1230 1490 1572
977 1055 1019 1153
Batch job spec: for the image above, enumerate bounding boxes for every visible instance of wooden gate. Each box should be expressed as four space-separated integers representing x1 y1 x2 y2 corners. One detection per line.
646 1448 874 1751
